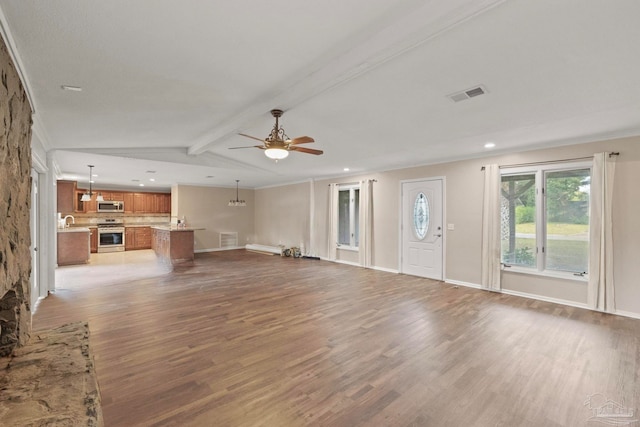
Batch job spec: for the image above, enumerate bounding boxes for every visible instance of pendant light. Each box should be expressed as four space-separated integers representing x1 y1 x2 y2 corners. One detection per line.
80 165 104 202
228 180 246 207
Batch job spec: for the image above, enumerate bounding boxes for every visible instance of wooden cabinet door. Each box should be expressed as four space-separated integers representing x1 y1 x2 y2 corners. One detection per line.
144 194 155 213
56 181 76 214
89 228 98 253
85 198 97 213
161 194 171 213
123 192 134 213
135 227 152 249
125 228 136 250
75 191 87 213
133 193 146 213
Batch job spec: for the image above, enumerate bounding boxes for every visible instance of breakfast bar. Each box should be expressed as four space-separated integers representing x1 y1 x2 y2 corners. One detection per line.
151 226 201 266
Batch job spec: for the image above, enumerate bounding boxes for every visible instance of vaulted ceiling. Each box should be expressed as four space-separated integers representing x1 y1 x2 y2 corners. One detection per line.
1 0 639 190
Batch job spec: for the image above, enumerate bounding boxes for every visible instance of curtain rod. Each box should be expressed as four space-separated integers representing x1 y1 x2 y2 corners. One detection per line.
327 179 377 186
480 152 619 171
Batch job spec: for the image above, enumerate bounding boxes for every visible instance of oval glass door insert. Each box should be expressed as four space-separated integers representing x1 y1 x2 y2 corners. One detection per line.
413 192 429 239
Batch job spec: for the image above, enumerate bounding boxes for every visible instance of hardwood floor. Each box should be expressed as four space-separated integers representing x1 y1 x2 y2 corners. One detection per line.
34 250 640 426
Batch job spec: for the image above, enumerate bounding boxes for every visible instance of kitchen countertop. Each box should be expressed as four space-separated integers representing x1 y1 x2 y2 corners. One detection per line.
124 224 170 228
57 227 90 233
151 226 204 232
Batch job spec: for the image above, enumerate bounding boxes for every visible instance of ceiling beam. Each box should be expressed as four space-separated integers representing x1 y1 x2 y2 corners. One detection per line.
187 0 508 156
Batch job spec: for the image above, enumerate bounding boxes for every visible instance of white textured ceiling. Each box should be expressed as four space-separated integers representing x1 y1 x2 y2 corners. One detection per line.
1 0 639 190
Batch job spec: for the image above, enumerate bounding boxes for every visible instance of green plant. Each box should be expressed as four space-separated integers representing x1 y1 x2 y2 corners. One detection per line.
515 246 535 265
516 205 535 224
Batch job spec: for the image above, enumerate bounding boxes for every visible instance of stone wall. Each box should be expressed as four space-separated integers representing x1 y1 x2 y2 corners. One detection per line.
0 34 33 356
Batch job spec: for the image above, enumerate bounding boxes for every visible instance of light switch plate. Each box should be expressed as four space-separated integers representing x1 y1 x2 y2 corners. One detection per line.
447 224 455 230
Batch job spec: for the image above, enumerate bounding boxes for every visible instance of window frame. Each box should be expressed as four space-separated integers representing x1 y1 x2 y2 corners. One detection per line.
500 161 591 281
337 183 360 251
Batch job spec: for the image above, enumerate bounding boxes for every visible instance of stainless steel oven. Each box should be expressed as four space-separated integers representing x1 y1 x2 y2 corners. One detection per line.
97 218 125 253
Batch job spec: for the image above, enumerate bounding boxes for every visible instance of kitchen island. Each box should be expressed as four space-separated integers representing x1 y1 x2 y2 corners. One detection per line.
151 226 202 266
57 227 91 266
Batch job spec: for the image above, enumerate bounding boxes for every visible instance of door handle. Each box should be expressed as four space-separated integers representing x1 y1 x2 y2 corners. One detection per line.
435 234 442 237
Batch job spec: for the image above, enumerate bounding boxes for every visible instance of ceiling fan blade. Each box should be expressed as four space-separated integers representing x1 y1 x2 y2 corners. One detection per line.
288 136 315 145
228 145 263 149
238 133 266 143
290 146 323 155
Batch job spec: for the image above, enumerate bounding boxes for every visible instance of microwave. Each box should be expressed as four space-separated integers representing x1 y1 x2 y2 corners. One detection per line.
97 201 125 212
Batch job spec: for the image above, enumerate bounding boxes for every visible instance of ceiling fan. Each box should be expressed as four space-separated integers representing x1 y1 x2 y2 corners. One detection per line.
230 109 323 160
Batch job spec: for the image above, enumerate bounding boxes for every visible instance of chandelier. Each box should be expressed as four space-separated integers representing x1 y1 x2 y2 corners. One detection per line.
228 180 246 207
80 165 104 202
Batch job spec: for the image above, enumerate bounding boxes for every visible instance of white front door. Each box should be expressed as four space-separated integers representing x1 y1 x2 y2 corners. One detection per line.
401 179 443 280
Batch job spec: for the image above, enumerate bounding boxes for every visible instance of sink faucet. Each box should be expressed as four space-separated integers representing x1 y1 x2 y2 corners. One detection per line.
63 215 75 227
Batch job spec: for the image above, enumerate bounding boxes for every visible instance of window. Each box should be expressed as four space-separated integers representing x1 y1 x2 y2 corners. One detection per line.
413 192 429 240
338 185 359 248
500 163 590 275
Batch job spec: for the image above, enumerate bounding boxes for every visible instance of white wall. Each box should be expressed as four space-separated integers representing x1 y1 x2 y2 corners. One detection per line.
254 182 310 249
173 184 255 251
255 136 640 317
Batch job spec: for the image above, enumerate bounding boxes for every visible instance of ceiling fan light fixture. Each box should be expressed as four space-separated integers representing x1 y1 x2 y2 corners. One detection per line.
265 148 289 160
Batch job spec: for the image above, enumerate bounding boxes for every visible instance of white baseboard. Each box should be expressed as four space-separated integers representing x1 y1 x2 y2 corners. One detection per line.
244 244 281 254
444 279 482 289
320 257 398 273
195 246 245 253
332 259 361 268
614 309 640 320
371 266 398 274
500 288 589 310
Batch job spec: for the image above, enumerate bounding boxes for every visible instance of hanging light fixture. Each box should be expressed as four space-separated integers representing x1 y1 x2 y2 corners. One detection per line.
80 165 104 202
264 147 289 160
228 180 246 207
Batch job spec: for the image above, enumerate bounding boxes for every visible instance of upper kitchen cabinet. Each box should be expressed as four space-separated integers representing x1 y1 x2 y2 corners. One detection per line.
61 181 171 214
132 192 170 213
57 180 77 214
124 192 134 213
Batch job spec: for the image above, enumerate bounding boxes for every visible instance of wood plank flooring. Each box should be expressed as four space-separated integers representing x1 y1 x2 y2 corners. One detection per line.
34 250 640 426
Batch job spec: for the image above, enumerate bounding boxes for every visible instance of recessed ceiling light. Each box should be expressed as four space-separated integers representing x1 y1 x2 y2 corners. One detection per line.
89 180 95 184
149 178 155 182
92 174 98 177
139 183 145 187
343 168 350 172
484 142 496 149
60 85 82 92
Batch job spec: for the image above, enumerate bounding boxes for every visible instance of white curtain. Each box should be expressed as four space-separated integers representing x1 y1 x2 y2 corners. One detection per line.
588 152 617 312
359 179 374 267
327 183 338 261
481 164 502 291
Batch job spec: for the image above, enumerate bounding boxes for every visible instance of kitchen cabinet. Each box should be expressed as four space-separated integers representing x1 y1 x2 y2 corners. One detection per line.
133 193 146 213
62 180 171 214
57 228 90 265
124 192 134 213
89 228 98 253
57 180 77 214
152 227 194 266
125 227 152 250
125 228 136 250
159 193 171 213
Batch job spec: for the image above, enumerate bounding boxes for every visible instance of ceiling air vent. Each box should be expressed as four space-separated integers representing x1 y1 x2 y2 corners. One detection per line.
448 85 488 102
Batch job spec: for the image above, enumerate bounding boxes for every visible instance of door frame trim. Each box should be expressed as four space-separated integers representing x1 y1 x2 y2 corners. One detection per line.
398 176 446 280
